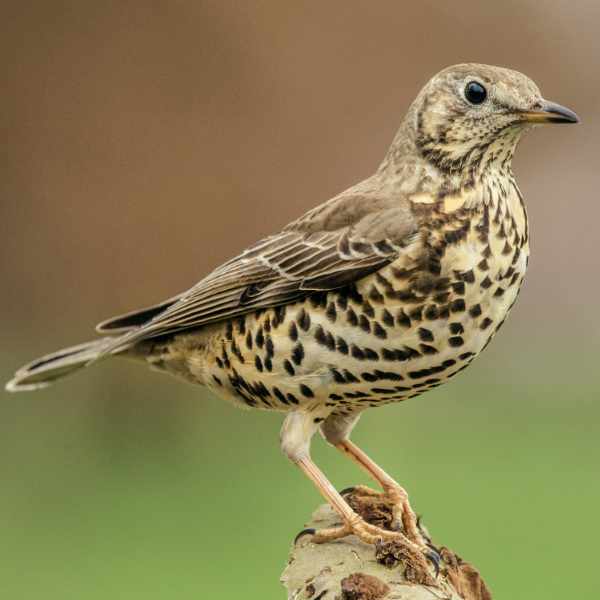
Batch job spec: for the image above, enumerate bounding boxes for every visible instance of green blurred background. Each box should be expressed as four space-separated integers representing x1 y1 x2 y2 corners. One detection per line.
2 2 599 598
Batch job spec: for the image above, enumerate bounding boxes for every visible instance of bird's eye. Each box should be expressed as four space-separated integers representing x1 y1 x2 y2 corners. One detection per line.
464 81 487 105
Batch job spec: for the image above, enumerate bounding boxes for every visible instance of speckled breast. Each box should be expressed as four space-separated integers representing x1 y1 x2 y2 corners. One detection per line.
176 174 529 415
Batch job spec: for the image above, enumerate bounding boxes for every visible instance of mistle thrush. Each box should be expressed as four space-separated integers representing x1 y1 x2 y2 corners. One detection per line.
6 64 578 577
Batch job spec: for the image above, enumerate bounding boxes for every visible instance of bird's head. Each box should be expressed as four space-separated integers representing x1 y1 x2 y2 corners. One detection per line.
407 63 578 176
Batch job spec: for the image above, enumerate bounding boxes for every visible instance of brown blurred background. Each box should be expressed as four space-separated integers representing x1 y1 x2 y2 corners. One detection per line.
1 2 599 599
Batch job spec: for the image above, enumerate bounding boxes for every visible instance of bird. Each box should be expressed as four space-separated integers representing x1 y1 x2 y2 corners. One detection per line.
6 64 578 576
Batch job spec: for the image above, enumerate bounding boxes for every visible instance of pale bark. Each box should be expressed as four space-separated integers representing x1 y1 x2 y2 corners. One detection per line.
281 501 491 600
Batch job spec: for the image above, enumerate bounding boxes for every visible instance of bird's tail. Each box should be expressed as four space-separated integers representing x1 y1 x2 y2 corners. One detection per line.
5 338 118 392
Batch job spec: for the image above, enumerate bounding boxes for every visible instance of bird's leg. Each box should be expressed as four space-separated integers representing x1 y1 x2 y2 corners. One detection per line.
280 411 431 576
335 439 423 545
319 413 424 546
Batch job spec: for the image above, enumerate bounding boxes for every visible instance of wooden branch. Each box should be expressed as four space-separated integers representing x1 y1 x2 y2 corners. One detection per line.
281 492 491 600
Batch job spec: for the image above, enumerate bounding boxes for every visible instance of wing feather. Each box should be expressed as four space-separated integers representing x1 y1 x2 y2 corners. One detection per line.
96 187 419 349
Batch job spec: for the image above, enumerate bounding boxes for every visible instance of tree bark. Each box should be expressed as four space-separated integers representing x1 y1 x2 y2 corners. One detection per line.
281 492 491 600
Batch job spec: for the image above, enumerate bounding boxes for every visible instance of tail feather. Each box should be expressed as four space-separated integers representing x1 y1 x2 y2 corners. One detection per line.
5 338 116 392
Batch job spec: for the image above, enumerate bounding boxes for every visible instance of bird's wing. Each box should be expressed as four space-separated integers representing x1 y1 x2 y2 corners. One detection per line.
99 189 419 347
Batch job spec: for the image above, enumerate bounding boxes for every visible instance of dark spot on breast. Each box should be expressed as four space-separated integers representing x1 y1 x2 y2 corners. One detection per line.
254 355 264 372
346 307 358 326
286 393 299 405
255 328 265 349
336 336 349 355
371 387 398 395
351 345 365 360
216 357 223 369
424 305 439 320
373 322 387 339
237 317 246 335
292 343 305 365
451 281 465 295
369 286 384 303
382 348 397 361
477 258 489 271
289 321 298 342
494 287 505 297
344 391 371 399
314 325 327 347
502 266 515 281
481 276 493 289
299 384 314 398
480 317 493 330
382 309 394 327
272 305 286 328
273 386 289 404
265 337 274 358
225 321 233 341
343 370 360 383
459 269 476 283
408 368 434 380
364 348 379 360
326 302 337 322
362 301 375 318
284 359 295 375
450 299 466 313
329 393 343 401
418 327 434 342
420 344 438 355
245 331 253 350
330 368 345 384
448 336 464 347
397 310 411 328
438 305 450 319
336 292 348 311
408 306 423 321
359 315 371 333
298 309 311 331
467 303 481 319
433 291 450 304
450 322 464 334
231 340 245 363
459 352 475 360
212 375 223 386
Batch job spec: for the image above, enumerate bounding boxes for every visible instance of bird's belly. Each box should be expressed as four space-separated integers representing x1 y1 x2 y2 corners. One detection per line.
171 243 527 415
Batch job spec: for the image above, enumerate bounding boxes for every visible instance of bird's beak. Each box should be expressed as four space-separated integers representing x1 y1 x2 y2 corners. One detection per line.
519 100 580 124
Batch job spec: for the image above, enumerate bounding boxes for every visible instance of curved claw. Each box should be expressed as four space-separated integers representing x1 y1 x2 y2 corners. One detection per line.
294 528 316 545
425 548 442 578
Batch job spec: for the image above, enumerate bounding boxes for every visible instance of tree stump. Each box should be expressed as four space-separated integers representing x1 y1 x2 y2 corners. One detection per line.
281 489 491 600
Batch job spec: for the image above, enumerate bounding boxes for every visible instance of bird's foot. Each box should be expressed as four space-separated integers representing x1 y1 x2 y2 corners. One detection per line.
341 483 427 547
297 515 438 586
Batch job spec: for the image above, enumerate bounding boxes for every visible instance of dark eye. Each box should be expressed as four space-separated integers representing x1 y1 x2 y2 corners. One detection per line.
465 81 487 105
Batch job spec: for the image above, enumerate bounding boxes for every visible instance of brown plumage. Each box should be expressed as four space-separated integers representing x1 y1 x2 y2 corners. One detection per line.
6 63 578 580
